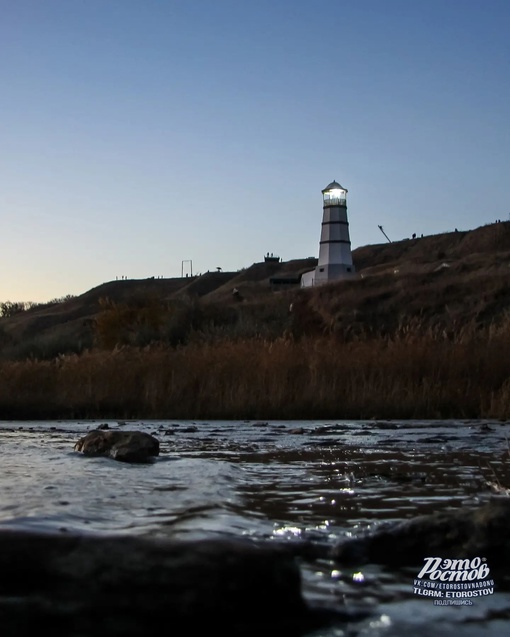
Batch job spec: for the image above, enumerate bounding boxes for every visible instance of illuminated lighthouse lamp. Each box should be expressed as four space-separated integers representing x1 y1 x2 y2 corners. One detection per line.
322 181 347 206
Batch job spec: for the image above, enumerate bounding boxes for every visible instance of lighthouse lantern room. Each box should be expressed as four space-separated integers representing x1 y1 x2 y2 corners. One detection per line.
322 182 347 206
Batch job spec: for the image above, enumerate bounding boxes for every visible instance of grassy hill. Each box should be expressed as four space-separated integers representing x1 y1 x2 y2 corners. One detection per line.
291 222 510 341
2 220 509 361
1 221 509 419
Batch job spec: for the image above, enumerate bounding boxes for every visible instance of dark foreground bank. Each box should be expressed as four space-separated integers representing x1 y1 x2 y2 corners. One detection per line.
1 499 509 636
0 530 364 637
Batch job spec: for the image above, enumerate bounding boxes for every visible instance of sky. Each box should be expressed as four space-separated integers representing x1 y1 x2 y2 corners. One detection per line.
1 0 509 302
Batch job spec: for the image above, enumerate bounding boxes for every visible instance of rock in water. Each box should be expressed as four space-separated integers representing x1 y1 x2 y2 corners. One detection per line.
74 430 159 463
0 530 336 636
330 497 510 569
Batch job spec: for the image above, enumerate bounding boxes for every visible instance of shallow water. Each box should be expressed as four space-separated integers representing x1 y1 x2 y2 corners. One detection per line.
1 418 509 635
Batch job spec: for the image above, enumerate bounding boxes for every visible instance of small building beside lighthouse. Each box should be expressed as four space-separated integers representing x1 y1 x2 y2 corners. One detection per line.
301 180 356 287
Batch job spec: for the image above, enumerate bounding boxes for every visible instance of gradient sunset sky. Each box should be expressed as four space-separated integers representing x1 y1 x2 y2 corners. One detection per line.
1 0 509 302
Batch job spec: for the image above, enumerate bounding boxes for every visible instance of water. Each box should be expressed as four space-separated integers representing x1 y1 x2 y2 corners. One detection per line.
1 418 509 635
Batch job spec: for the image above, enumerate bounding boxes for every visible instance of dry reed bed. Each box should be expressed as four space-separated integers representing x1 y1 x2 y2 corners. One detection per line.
0 326 509 420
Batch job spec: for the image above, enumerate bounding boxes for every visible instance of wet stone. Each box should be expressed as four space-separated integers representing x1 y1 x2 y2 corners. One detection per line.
73 430 160 464
330 497 510 571
0 530 346 637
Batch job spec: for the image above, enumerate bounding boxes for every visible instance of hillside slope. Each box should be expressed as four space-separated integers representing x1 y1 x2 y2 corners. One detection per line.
1 221 509 359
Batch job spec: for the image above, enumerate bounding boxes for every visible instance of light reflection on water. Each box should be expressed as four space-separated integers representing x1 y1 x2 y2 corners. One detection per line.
1 418 509 636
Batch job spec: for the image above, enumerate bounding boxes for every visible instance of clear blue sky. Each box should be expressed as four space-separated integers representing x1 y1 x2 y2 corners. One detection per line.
1 0 509 302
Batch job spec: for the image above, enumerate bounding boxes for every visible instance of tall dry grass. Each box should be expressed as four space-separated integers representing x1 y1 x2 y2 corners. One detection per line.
0 318 509 420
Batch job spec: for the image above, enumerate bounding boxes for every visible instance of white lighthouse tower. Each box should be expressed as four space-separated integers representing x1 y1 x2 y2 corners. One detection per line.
301 180 355 287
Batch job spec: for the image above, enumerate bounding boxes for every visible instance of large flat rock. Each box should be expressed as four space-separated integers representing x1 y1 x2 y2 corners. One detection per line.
0 529 339 636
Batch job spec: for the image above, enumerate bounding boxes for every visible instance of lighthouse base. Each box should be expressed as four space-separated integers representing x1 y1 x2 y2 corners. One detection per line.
301 265 357 288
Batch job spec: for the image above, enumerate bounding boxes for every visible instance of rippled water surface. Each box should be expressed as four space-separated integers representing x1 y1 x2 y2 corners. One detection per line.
1 418 509 636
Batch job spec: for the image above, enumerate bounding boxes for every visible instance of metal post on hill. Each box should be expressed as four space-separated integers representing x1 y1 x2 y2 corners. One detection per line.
378 225 392 243
181 260 193 277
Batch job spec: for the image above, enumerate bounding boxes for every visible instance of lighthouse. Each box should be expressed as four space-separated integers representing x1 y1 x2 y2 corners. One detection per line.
301 180 355 287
